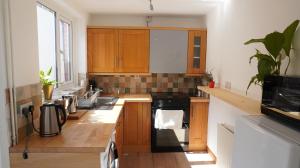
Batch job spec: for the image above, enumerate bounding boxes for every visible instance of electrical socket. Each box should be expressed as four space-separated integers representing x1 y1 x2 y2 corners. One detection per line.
17 101 33 118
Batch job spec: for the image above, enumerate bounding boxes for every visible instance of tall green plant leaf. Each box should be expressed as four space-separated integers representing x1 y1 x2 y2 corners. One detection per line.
263 32 285 58
257 59 273 77
282 20 300 56
246 76 257 93
249 50 276 65
244 38 264 45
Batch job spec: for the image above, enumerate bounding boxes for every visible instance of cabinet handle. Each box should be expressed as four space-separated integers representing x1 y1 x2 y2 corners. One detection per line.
119 56 122 68
115 55 119 69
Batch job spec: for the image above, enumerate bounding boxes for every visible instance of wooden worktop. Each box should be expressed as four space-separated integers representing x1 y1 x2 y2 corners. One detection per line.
197 86 261 115
10 94 152 153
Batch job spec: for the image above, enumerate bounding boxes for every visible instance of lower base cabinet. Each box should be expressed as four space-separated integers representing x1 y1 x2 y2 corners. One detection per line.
189 102 209 151
119 102 151 153
116 101 207 154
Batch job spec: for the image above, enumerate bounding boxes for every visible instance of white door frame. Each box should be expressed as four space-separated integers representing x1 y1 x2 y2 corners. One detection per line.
0 0 10 167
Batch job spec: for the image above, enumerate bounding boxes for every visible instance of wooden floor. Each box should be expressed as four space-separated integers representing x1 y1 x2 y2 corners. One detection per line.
119 152 216 168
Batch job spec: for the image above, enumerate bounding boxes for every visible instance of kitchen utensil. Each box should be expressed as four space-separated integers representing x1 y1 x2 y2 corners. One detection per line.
62 95 78 113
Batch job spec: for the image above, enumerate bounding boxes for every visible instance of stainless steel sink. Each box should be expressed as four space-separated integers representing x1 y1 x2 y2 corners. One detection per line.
77 91 100 109
94 97 119 110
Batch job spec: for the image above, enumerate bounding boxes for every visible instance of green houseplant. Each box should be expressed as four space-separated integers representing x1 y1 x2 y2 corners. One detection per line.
245 20 299 93
40 67 57 100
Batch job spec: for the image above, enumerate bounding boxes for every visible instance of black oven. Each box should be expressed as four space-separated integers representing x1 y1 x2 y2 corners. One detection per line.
151 92 190 153
261 75 300 129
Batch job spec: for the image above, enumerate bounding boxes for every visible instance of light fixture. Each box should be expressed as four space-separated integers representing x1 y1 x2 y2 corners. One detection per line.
146 16 152 27
149 0 154 11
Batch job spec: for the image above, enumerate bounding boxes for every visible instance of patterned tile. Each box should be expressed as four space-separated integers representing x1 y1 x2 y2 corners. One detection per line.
91 73 198 94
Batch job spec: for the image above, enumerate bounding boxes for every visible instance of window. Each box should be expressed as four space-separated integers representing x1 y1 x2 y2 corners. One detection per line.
36 3 73 86
58 19 72 83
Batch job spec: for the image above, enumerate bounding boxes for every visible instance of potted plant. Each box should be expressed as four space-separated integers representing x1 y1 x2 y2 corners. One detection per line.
245 20 299 93
200 71 213 86
40 67 57 100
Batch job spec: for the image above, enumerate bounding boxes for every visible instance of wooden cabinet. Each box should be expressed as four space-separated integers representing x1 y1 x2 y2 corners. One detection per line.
122 102 151 153
115 108 124 156
87 28 149 74
87 29 118 73
187 30 207 75
189 102 209 151
118 30 150 73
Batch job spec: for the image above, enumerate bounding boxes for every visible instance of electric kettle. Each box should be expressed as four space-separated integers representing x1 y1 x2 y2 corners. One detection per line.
29 103 67 137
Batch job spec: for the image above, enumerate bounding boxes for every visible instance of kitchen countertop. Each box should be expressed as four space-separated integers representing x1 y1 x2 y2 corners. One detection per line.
10 94 152 153
198 86 261 115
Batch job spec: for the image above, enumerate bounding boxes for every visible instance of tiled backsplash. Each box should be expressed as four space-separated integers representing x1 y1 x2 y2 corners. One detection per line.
91 73 201 94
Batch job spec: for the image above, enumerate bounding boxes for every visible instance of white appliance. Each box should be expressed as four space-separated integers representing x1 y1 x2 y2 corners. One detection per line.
232 116 300 168
100 130 118 168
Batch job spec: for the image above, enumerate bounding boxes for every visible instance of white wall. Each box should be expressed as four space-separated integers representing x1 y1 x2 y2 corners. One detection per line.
0 0 10 167
206 0 300 100
207 96 246 156
9 0 40 87
8 0 88 88
88 14 206 28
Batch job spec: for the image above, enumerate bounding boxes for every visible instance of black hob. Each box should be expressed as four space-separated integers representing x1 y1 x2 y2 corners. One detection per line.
151 92 193 99
151 92 190 109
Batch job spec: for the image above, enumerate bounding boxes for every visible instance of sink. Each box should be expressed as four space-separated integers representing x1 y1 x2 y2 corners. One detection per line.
94 97 119 110
77 91 100 109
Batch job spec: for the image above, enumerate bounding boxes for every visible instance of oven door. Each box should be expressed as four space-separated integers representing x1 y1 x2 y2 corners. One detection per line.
151 107 189 153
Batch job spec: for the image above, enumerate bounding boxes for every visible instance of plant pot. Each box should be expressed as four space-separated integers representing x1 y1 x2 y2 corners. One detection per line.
43 85 54 100
209 81 215 88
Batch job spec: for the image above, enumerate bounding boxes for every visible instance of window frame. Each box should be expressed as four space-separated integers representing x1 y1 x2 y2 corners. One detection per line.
37 2 74 88
56 15 74 87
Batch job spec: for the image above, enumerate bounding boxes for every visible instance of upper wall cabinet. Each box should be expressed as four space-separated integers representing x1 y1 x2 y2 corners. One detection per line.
187 30 207 75
150 30 188 73
87 29 118 73
118 30 150 73
87 28 150 74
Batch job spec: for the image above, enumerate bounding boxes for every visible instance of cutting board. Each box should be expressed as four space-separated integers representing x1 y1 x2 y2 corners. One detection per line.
68 110 88 120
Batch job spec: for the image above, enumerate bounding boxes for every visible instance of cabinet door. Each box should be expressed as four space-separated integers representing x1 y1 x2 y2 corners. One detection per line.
118 29 149 73
189 102 209 151
87 29 118 73
116 108 124 156
123 102 150 153
140 103 151 146
123 102 139 145
187 30 207 74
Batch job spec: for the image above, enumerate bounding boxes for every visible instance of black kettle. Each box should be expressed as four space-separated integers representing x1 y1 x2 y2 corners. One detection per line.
29 103 67 137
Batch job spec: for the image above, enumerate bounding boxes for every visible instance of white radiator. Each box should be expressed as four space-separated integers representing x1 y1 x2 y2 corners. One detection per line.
217 124 234 168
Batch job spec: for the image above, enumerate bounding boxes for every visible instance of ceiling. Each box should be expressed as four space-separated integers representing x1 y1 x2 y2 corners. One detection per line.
64 0 223 15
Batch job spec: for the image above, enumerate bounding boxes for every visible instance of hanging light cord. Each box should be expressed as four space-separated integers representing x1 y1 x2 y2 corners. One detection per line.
149 0 154 11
